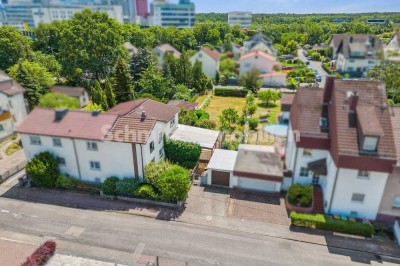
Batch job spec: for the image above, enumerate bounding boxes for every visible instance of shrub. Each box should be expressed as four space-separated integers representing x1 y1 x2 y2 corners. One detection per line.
26 151 59 188
115 177 141 197
214 88 250 97
157 165 191 202
164 139 201 169
222 140 240 151
134 184 159 200
55 175 77 189
144 160 173 187
102 176 119 196
290 212 374 237
5 142 21 155
195 118 216 129
288 184 313 207
248 117 259 130
22 240 56 266
322 62 333 74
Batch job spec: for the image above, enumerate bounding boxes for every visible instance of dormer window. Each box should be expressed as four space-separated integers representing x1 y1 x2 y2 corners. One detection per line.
362 136 378 152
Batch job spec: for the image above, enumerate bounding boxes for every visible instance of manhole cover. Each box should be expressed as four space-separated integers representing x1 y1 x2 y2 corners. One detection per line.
205 216 213 222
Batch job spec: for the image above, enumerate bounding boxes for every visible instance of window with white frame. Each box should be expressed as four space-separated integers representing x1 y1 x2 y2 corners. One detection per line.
393 197 400 208
57 157 66 166
357 170 369 180
87 142 98 151
362 136 378 152
303 149 313 157
30 136 41 145
351 193 365 203
158 132 163 143
90 161 101 170
150 141 155 153
300 167 309 177
159 148 164 158
170 118 175 128
53 138 62 147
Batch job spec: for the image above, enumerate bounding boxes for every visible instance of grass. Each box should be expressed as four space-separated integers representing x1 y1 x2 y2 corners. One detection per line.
195 94 208 104
204 96 246 122
5 142 21 156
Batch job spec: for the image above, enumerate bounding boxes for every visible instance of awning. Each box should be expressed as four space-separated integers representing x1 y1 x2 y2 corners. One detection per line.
308 158 327 176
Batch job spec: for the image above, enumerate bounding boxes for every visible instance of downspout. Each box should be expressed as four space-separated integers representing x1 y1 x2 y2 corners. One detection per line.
72 139 82 180
328 167 340 214
140 144 144 178
291 146 299 186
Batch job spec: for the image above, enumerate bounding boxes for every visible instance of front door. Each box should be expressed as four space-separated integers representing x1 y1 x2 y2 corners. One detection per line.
312 174 320 185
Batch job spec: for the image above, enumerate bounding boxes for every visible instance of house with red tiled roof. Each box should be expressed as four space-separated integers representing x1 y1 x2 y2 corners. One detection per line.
285 76 398 220
0 72 27 140
189 47 221 79
16 99 180 183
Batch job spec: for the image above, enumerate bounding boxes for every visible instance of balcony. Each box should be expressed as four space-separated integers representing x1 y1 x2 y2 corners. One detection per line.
0 110 11 122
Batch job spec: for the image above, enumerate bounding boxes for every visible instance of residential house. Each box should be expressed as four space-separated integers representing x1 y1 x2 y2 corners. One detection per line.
330 34 383 77
51 86 90 108
189 47 220 79
279 93 295 124
153 44 181 65
243 32 277 56
0 72 27 140
16 99 180 183
124 42 139 57
239 50 286 87
285 76 397 220
385 32 400 63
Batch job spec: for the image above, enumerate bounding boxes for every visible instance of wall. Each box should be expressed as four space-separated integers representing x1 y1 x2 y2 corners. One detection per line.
261 75 286 87
240 56 274 75
293 148 329 185
0 118 13 140
336 53 380 73
378 165 400 219
189 51 218 79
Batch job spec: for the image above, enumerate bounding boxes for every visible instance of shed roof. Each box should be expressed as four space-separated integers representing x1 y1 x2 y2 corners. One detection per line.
207 149 238 172
51 86 87 97
170 124 220 149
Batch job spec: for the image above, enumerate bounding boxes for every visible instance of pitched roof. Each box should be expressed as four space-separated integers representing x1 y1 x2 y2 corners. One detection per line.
331 34 372 50
106 98 180 122
280 93 296 106
155 44 181 58
16 108 118 141
202 47 220 61
240 50 276 62
390 107 400 161
335 34 383 59
51 86 87 97
0 71 25 96
167 100 198 111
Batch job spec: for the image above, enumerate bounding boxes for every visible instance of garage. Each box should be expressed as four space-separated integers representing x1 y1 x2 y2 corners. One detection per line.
212 170 230 186
238 177 278 192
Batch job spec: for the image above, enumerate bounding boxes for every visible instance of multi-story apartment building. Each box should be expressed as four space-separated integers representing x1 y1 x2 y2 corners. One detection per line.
150 0 194 28
227 11 252 28
285 76 398 220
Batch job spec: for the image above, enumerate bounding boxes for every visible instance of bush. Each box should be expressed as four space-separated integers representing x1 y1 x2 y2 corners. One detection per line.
157 165 191 202
290 212 374 237
22 240 56 266
116 177 141 197
322 62 333 74
248 117 259 130
5 142 21 155
144 160 173 187
164 139 201 169
55 175 77 189
195 118 216 129
134 184 159 200
26 151 59 188
102 176 119 196
222 140 240 151
214 88 250 97
288 184 313 207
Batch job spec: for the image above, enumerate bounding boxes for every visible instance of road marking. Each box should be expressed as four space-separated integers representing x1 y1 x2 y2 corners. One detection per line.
12 213 22 219
0 237 34 245
132 242 145 261
64 226 85 237
0 210 9 213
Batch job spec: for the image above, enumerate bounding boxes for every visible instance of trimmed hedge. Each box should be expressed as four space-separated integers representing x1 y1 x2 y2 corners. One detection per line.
290 212 374 237
22 240 56 266
164 139 201 169
134 184 159 200
26 151 59 188
214 88 250 97
102 176 119 196
288 184 313 207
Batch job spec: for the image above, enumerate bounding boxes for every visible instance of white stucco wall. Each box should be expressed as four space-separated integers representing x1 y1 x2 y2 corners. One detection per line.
0 119 14 139
0 92 27 138
336 53 380 73
189 51 219 79
261 75 286 86
240 56 275 75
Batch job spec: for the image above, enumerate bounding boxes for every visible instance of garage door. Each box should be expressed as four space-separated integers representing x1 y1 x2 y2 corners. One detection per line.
238 177 277 192
212 170 230 186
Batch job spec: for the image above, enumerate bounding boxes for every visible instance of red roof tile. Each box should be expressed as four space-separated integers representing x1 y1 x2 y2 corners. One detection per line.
280 93 296 106
0 71 25 96
240 50 276 62
202 47 220 61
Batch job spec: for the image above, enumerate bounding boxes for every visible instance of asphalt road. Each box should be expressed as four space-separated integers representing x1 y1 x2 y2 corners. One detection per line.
0 191 396 266
297 49 328 88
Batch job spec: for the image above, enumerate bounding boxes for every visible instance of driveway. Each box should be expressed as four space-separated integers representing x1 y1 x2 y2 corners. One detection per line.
185 185 230 217
297 49 328 88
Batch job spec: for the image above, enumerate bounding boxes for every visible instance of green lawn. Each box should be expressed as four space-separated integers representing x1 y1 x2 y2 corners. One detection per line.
204 96 247 122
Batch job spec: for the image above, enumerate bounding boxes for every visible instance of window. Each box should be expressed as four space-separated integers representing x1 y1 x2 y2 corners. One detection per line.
300 167 309 177
53 138 62 147
0 124 3 131
347 67 354 71
170 118 175 128
57 157 66 166
349 59 355 63
362 136 378 152
90 161 101 170
319 118 327 127
393 197 400 208
357 170 369 180
150 141 155 153
351 193 365 203
158 132 163 143
303 149 313 157
8 100 13 108
30 136 41 145
87 142 98 151
159 148 164 158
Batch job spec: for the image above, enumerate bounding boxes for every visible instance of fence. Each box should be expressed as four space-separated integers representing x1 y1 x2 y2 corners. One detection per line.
0 161 26 184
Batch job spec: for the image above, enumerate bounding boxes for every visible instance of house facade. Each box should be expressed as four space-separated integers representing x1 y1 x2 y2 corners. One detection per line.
153 44 181 66
285 76 397 220
17 99 179 183
189 47 220 79
0 72 27 140
385 33 400 63
243 32 277 56
51 86 90 108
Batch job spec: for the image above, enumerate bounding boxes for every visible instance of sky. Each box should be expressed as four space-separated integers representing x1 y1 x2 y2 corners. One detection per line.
192 0 400 14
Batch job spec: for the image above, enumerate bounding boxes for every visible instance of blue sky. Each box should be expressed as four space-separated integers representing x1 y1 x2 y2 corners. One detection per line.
192 0 400 14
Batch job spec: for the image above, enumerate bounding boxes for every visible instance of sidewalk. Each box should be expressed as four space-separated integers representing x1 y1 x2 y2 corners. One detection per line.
2 185 400 259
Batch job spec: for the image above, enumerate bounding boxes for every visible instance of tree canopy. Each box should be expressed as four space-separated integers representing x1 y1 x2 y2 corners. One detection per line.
38 93 80 109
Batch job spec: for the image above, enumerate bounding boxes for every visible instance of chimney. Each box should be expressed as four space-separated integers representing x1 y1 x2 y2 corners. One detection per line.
141 111 146 121
54 108 68 122
323 75 336 104
349 92 359 112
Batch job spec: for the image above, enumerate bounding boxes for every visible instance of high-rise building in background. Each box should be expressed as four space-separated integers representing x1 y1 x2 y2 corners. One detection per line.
135 0 147 18
150 0 194 28
228 11 252 28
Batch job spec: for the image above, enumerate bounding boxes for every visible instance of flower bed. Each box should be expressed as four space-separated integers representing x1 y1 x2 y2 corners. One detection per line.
22 240 56 266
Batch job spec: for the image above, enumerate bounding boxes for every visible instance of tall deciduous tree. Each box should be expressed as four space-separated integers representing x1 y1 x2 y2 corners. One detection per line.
368 63 400 104
0 26 32 70
239 68 262 93
112 58 133 103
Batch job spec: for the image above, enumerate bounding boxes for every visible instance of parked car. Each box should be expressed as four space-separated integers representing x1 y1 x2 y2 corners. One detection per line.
307 56 312 60
305 61 310 66
282 66 294 71
316 75 322 82
313 69 319 75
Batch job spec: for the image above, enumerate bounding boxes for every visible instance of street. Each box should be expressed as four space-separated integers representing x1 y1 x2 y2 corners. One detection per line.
297 49 328 88
0 175 398 266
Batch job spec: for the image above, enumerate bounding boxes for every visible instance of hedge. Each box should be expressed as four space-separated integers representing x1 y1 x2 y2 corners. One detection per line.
22 240 56 266
26 151 59 188
214 88 250 97
322 62 333 74
288 184 313 207
290 212 374 237
164 139 201 169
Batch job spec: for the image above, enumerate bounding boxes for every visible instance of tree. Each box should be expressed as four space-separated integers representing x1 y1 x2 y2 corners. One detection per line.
258 90 280 107
84 103 103 111
0 26 32 70
8 60 55 108
26 151 59 188
137 66 174 101
287 77 298 90
104 77 116 108
29 51 62 78
368 63 400 104
157 165 191 202
112 58 134 103
130 48 155 81
175 52 193 88
90 80 108 110
38 93 80 109
32 20 65 55
219 57 237 73
172 84 191 101
219 108 239 133
239 68 262 93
